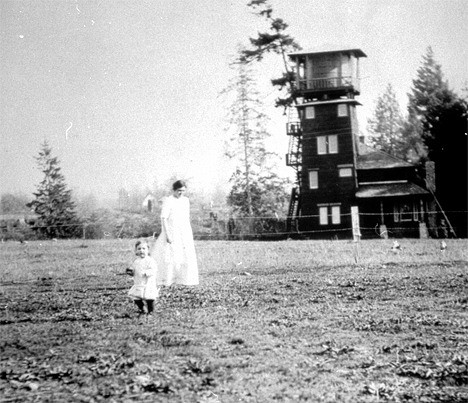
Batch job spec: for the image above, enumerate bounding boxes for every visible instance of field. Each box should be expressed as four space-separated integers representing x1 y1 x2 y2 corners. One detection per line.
1 238 467 402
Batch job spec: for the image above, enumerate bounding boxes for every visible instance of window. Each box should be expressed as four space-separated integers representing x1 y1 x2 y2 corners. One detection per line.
331 206 341 224
337 104 348 117
400 204 413 221
305 106 315 119
319 207 328 225
317 136 326 154
393 202 418 222
317 135 338 155
318 205 341 225
328 135 338 153
339 167 353 177
308 170 318 189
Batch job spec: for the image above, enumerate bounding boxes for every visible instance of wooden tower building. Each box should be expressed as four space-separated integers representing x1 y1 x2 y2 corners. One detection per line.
286 48 432 238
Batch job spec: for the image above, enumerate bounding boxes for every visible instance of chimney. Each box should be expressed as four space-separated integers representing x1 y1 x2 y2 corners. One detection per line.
425 161 436 192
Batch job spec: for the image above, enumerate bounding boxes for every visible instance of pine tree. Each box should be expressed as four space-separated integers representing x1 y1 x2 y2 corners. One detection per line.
367 84 405 158
406 46 460 161
408 46 449 124
240 0 301 110
221 52 290 229
400 112 427 163
228 168 290 219
222 57 266 216
407 47 468 237
27 142 81 238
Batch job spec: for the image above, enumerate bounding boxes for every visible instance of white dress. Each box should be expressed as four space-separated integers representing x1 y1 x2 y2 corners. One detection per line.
127 256 159 300
151 195 199 286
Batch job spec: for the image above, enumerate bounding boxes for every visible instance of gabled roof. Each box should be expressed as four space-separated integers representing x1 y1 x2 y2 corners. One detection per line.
357 143 414 170
356 182 429 198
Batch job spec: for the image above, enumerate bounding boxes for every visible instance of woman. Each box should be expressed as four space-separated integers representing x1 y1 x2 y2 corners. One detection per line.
151 180 199 286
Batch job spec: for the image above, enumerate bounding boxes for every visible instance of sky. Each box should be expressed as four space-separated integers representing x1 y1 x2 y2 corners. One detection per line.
1 0 467 203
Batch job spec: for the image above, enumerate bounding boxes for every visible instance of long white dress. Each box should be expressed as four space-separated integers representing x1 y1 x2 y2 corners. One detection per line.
151 195 199 286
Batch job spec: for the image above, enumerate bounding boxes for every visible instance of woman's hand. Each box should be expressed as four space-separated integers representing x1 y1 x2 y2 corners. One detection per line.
162 218 172 244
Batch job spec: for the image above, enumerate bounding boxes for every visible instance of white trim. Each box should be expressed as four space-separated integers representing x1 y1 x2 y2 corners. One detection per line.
359 180 408 185
298 99 362 107
289 48 367 58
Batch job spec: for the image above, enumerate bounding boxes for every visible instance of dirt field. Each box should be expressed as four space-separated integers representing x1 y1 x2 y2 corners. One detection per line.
1 239 467 402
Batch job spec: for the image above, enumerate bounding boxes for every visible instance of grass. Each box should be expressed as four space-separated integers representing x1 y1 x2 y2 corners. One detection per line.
1 238 467 402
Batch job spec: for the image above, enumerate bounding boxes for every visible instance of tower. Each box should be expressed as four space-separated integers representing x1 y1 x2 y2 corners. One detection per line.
286 48 367 237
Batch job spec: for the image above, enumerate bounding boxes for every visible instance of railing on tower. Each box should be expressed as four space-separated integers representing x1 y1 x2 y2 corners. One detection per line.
293 76 360 93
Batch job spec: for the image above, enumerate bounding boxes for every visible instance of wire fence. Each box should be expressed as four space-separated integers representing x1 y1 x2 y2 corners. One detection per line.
1 210 466 241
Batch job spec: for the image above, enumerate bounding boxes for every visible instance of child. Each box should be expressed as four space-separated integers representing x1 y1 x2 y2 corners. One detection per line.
126 239 159 320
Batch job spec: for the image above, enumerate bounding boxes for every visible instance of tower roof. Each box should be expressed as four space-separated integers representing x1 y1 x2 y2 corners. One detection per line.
289 48 367 58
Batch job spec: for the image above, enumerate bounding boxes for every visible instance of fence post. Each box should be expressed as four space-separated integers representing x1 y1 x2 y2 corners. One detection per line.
351 206 361 242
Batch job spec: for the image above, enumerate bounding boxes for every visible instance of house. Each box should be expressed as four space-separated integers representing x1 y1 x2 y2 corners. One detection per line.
355 143 431 238
285 48 433 239
142 194 157 212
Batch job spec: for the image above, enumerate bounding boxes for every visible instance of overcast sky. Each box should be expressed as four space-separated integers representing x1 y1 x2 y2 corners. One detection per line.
1 0 467 201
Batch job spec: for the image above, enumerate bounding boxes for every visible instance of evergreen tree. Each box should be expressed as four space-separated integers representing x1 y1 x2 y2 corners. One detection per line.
407 47 468 237
405 46 463 162
400 112 427 163
221 51 290 228
408 46 449 125
228 168 289 219
240 0 301 110
27 142 81 238
367 84 405 158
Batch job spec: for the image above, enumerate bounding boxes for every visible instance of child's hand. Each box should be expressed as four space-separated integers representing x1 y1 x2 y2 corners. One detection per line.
125 267 134 276
142 269 155 278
